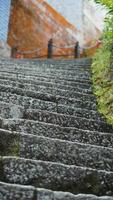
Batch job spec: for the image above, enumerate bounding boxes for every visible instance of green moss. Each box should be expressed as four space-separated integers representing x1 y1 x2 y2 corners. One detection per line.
0 133 20 157
0 157 5 181
9 137 20 157
91 43 113 127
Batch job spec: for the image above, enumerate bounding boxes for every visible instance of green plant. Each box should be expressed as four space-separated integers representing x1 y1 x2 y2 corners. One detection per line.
91 0 113 125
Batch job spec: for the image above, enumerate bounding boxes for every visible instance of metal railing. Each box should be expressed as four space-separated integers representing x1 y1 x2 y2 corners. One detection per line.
11 39 80 59
11 38 101 59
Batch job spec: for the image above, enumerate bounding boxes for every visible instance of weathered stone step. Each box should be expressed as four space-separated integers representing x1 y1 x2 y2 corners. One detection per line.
0 102 23 119
1 118 113 149
0 182 35 200
0 93 102 121
0 73 92 89
0 60 91 69
0 84 96 107
0 63 91 76
1 156 113 196
0 58 92 68
0 78 92 94
24 109 112 133
0 102 107 132
1 129 113 171
0 71 91 84
0 79 93 99
0 101 107 133
1 182 112 200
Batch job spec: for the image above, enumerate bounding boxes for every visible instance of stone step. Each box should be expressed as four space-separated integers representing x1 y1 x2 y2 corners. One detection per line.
0 58 92 68
0 84 96 107
0 63 91 75
0 102 24 119
0 156 113 196
0 93 103 121
1 118 113 149
24 109 112 133
1 129 113 171
0 78 92 94
0 182 35 200
0 79 93 98
0 71 91 84
0 182 112 200
0 74 92 89
0 102 108 133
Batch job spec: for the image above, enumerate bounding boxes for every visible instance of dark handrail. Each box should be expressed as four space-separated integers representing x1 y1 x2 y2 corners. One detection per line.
12 39 80 59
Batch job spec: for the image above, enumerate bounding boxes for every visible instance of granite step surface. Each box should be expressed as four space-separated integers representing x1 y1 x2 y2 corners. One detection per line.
0 71 92 84
0 156 113 196
0 129 113 171
0 94 103 121
24 109 112 133
0 58 113 198
0 74 92 90
0 182 113 200
0 75 92 90
0 84 96 106
0 64 91 78
0 78 92 95
0 102 110 133
1 119 113 149
0 64 91 77
0 58 92 68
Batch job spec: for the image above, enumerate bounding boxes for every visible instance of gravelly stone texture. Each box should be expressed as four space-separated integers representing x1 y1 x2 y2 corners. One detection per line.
0 74 92 88
1 119 113 148
24 109 112 133
0 58 113 199
0 84 95 105
0 182 113 200
0 78 92 95
0 182 35 200
0 91 103 120
1 157 113 196
1 129 113 171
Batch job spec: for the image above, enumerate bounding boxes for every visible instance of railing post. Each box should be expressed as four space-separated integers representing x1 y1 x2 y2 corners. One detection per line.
74 41 80 58
48 39 53 59
11 46 18 58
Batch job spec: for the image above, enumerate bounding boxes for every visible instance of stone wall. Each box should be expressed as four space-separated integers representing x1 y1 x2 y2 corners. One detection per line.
8 0 79 59
0 0 11 57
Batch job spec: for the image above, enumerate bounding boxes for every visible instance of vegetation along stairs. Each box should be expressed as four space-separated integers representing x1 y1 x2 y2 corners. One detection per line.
0 58 113 199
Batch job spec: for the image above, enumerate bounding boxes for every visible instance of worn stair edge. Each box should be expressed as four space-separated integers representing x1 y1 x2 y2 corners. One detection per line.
0 74 92 89
0 181 35 200
0 102 110 133
1 156 113 196
0 79 93 97
0 78 92 95
0 64 91 75
24 109 113 133
1 118 113 148
0 84 96 107
0 71 92 84
0 67 91 79
0 65 90 74
0 182 113 200
0 58 92 67
0 96 103 121
0 129 113 171
0 68 91 82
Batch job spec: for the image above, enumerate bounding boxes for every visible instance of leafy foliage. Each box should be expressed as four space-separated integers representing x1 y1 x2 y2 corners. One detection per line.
92 0 113 125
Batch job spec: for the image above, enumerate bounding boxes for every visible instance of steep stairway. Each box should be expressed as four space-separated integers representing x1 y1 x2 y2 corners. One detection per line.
0 58 113 200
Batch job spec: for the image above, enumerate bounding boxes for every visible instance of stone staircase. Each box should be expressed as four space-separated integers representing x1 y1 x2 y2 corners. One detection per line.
0 58 113 200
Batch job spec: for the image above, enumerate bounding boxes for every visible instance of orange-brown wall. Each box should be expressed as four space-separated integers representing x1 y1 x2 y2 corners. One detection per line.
8 0 79 58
